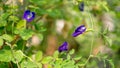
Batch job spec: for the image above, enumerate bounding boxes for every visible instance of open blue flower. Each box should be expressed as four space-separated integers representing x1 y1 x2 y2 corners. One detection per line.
79 2 84 11
23 10 35 22
58 42 68 52
72 25 86 37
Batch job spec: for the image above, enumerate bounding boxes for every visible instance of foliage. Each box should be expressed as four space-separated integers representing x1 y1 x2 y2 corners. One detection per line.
0 0 119 68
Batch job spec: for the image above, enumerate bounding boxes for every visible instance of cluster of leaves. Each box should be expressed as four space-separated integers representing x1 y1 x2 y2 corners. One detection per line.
0 47 83 68
0 0 119 68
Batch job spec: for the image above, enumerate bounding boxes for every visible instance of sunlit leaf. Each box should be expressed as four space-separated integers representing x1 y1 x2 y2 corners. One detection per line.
53 51 59 58
2 34 13 42
0 20 7 27
20 59 38 68
19 29 34 40
0 49 12 62
47 64 52 68
8 15 19 22
35 51 43 62
0 38 3 46
62 60 75 68
41 56 53 64
69 49 75 55
1 13 10 19
16 20 26 30
67 55 71 60
37 63 42 68
12 50 24 63
73 56 82 60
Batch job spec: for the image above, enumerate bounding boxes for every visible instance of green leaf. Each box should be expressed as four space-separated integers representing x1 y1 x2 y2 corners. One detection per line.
34 22 45 32
35 8 47 15
0 20 7 27
75 65 79 68
0 49 12 62
39 27 47 32
16 20 26 30
14 29 20 34
62 60 75 68
1 13 10 19
20 59 38 68
0 63 9 68
35 51 43 62
8 15 19 22
73 56 82 60
0 38 3 46
2 34 13 42
77 64 85 66
69 49 75 55
103 36 112 46
53 59 63 68
67 54 71 60
47 64 52 68
19 29 34 40
0 49 24 63
37 63 42 68
41 56 53 64
12 50 24 63
108 59 115 68
53 51 59 58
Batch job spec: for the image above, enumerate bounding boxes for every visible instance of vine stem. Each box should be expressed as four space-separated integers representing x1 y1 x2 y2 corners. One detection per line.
82 1 94 68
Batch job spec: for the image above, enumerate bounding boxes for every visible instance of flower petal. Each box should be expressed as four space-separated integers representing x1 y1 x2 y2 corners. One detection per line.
72 31 82 37
23 10 30 20
75 25 86 32
58 42 68 52
26 12 35 22
23 10 35 22
72 25 86 37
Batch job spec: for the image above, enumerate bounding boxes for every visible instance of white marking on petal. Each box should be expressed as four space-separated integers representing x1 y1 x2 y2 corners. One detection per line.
27 12 33 19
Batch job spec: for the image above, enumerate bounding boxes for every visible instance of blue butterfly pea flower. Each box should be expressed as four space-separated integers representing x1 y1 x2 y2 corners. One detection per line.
23 10 35 22
72 25 86 37
79 2 84 11
58 42 68 52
